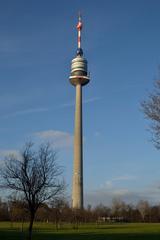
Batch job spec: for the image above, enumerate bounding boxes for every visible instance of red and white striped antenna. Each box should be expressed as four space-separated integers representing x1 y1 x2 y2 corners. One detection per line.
76 12 82 49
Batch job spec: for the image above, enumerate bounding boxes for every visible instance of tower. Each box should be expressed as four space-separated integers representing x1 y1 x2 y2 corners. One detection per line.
69 15 90 209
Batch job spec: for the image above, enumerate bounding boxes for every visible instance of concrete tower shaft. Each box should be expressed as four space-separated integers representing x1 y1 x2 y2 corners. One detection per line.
72 83 83 209
69 15 90 209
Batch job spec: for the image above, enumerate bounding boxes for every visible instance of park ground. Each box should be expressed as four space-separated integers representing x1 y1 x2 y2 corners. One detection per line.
1 222 160 239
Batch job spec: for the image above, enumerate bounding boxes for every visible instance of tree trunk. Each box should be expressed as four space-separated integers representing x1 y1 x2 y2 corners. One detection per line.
28 212 35 240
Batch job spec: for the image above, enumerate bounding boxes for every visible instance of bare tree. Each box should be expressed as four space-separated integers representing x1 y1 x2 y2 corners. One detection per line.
137 200 150 222
142 79 160 148
111 198 126 217
0 142 65 240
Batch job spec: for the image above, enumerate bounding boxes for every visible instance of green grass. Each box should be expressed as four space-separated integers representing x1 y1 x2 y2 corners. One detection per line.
1 222 160 239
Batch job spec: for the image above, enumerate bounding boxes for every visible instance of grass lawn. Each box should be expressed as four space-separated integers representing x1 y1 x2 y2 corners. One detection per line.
1 222 160 239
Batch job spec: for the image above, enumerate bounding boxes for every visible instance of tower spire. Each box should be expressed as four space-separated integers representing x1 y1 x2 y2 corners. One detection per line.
76 13 83 56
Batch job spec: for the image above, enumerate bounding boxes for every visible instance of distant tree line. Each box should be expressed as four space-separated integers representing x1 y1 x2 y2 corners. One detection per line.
0 197 160 224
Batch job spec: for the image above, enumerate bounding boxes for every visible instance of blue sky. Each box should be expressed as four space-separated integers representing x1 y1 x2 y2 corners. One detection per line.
1 0 160 206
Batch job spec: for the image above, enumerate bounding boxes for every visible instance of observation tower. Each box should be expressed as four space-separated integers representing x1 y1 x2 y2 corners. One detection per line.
69 15 90 209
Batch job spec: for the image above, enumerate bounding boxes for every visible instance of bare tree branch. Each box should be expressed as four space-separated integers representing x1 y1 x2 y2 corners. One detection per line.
142 79 160 149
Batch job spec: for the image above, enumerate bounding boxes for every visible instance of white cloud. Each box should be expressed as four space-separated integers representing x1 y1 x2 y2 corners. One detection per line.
59 97 101 108
0 149 21 164
0 97 100 119
84 188 139 207
83 97 101 104
85 175 139 206
103 175 137 189
84 187 134 207
105 181 113 189
0 150 19 157
34 130 73 149
85 179 160 207
112 175 137 182
112 189 130 196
